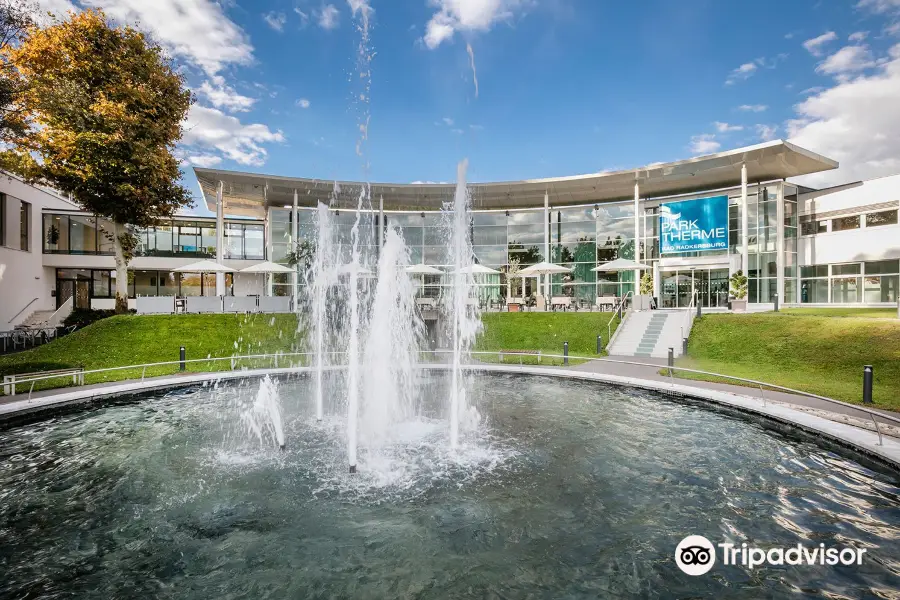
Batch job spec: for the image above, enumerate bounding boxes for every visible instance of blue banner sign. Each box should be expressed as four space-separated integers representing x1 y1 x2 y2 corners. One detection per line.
659 195 729 254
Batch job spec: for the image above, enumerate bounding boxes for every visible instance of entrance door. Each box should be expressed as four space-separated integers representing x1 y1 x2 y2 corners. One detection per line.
57 279 90 309
709 269 729 307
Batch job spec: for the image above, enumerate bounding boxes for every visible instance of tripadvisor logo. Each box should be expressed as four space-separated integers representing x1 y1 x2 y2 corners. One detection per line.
675 536 867 575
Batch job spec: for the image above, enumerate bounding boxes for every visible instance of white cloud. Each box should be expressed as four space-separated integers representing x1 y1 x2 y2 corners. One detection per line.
450 127 464 134
689 134 720 154
738 104 768 112
726 62 757 85
755 124 778 141
442 117 454 126
182 105 285 166
817 45 876 76
714 121 743 133
801 86 825 95
469 124 484 130
422 0 532 49
849 31 869 42
295 7 310 26
803 31 838 57
78 0 254 76
34 0 77 22
887 21 900 36
856 0 900 14
788 43 900 186
197 78 255 112
297 98 311 108
185 154 222 168
316 4 340 29
263 11 287 32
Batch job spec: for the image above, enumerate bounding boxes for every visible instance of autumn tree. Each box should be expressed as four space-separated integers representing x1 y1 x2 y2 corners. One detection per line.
0 0 34 140
1 9 192 312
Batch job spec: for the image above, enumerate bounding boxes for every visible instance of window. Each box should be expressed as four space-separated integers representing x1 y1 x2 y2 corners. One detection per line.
20 201 30 251
831 215 860 232
865 259 900 275
832 263 861 276
93 271 115 298
831 277 862 303
800 279 828 303
800 220 828 236
866 210 898 227
69 215 97 253
864 276 898 303
800 265 828 278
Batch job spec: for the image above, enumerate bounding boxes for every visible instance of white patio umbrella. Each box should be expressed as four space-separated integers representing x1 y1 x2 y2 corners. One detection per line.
454 264 501 275
519 261 572 275
172 260 235 273
239 261 295 297
590 258 650 272
239 261 294 274
405 264 443 275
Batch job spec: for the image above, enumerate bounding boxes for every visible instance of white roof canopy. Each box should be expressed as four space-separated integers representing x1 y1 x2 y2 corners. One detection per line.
195 140 838 218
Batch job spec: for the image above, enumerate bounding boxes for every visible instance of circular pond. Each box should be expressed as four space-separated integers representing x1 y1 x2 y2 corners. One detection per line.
1 373 898 598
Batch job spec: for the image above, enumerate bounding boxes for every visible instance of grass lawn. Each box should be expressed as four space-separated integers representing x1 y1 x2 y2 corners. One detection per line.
678 312 900 410
782 307 899 319
475 311 620 366
0 314 301 393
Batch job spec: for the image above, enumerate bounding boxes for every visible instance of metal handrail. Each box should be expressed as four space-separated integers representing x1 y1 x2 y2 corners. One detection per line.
607 290 633 344
426 349 900 444
680 288 698 341
5 349 897 446
7 298 39 324
5 351 349 390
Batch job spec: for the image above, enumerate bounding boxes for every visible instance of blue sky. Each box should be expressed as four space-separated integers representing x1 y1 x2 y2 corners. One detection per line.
37 0 900 212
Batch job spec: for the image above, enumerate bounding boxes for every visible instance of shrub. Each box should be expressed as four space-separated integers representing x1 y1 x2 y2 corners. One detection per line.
63 308 133 329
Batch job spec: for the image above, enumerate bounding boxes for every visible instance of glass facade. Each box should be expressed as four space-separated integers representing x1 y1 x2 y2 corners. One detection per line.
39 179 895 306
56 268 234 306
44 214 266 260
801 260 899 304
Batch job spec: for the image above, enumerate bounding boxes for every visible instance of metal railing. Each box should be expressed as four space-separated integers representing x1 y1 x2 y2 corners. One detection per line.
4 348 898 447
424 349 900 447
681 288 699 341
8 298 39 324
607 290 633 345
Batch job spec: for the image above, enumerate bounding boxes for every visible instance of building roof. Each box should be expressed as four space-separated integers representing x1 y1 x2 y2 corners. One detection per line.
193 140 838 218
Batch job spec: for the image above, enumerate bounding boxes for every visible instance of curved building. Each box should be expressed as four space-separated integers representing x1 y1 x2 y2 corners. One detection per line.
3 140 899 328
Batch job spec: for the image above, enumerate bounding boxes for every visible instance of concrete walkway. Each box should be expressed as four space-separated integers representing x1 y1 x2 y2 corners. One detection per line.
567 356 899 438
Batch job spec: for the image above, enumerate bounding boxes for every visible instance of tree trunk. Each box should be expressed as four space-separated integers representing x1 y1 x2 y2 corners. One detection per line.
112 221 129 314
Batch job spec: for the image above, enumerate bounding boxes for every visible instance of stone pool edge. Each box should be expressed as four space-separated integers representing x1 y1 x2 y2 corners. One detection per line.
1 364 898 471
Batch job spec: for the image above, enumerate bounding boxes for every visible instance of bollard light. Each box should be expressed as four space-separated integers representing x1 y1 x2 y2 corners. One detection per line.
597 335 602 354
774 292 779 312
180 346 186 372
563 341 569 366
863 365 874 404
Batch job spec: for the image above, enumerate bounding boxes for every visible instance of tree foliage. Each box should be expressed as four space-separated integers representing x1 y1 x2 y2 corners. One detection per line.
0 0 34 141
0 9 192 227
1 9 193 311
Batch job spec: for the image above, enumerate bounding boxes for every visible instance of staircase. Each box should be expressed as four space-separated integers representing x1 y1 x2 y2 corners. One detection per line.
17 310 56 329
608 310 690 358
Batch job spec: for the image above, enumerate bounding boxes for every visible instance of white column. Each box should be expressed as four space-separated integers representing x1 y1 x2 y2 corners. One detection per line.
292 189 299 311
776 183 785 305
633 181 640 292
741 164 749 280
543 191 550 299
215 180 225 296
264 207 274 296
378 194 384 251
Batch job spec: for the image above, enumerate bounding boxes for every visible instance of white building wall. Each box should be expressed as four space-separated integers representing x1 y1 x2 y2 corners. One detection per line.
0 175 79 326
798 173 900 266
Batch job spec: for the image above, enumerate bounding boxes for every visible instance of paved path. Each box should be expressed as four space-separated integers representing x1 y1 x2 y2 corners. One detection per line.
566 356 899 437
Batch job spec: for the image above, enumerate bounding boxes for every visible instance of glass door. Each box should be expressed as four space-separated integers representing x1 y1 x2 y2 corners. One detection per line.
661 272 678 308
57 277 91 309
709 269 729 307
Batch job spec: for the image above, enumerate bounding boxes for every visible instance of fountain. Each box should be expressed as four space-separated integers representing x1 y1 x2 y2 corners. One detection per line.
238 374 285 451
